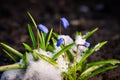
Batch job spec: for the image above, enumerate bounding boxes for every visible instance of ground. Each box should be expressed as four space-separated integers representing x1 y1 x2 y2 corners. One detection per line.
0 0 120 80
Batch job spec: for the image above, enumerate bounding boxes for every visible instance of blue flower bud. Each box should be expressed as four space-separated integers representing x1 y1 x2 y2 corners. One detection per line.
56 38 64 47
38 24 48 33
84 41 90 47
60 17 69 29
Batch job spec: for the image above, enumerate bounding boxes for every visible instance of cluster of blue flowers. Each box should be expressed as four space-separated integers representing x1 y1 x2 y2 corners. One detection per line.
37 17 90 48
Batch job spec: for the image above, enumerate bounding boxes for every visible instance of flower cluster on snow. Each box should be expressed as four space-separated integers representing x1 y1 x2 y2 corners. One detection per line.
0 17 90 80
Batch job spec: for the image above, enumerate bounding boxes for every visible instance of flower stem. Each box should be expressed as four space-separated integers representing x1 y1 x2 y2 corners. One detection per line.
74 55 77 80
63 41 66 60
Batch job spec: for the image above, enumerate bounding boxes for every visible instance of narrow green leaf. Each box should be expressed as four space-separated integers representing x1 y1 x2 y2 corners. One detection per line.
0 64 23 72
79 65 104 80
32 50 39 61
0 43 23 58
22 52 28 68
36 53 58 66
37 31 42 46
45 28 53 49
77 41 107 71
28 24 37 49
85 65 118 80
62 72 74 80
52 32 58 38
76 31 82 36
22 43 32 52
47 45 55 52
51 37 57 48
41 32 46 50
3 49 17 62
27 12 37 29
86 59 120 68
66 50 74 63
27 12 42 49
52 43 75 60
83 28 99 39
52 37 57 43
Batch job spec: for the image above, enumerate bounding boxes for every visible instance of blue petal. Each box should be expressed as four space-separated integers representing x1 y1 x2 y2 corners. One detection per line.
84 42 90 47
56 38 64 47
38 24 48 33
60 17 69 29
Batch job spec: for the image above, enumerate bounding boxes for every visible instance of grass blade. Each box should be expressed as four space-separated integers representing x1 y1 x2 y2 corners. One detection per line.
83 28 98 39
85 65 118 80
41 32 46 50
0 64 23 72
79 65 104 80
22 43 33 52
28 24 37 49
77 41 107 71
52 32 58 38
0 43 23 58
32 50 39 61
36 53 58 66
3 49 17 62
22 52 28 68
52 42 75 60
62 72 74 80
45 28 53 49
47 45 55 52
86 59 120 68
27 12 37 28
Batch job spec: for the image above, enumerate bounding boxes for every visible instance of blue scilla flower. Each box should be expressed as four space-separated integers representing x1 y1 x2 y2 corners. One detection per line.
56 38 64 47
84 41 90 47
60 17 70 29
38 24 48 33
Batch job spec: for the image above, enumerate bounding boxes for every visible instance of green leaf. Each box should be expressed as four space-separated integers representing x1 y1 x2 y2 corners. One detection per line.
83 28 98 39
27 12 37 29
86 59 120 68
51 37 57 48
22 52 28 68
28 24 37 49
32 50 39 61
36 53 58 66
85 65 118 80
79 65 104 80
77 41 107 71
27 12 41 49
22 43 33 52
3 49 17 62
52 32 58 38
76 31 82 36
52 42 75 60
37 31 42 46
66 50 74 63
45 28 53 49
41 32 46 50
62 72 74 80
52 37 57 43
47 45 55 52
0 43 23 58
0 64 23 72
